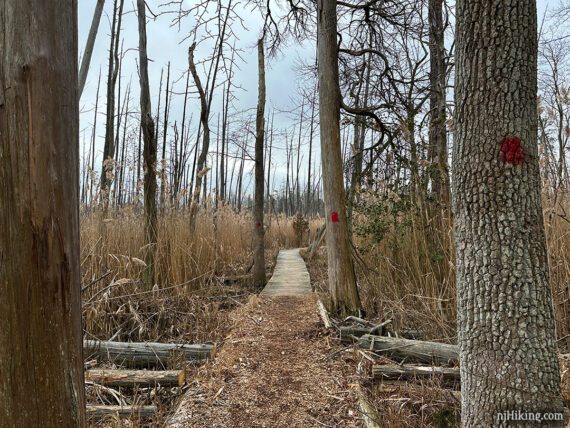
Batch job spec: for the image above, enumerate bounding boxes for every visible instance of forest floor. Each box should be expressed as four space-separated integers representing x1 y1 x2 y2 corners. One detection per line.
168 251 363 427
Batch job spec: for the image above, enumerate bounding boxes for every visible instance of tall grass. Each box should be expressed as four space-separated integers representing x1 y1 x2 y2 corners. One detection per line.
309 194 570 350
81 205 301 344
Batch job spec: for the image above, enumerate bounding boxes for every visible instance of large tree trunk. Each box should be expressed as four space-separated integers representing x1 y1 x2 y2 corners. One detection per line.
0 1 86 425
137 0 157 288
79 0 105 99
453 0 563 425
316 0 361 315
253 38 267 288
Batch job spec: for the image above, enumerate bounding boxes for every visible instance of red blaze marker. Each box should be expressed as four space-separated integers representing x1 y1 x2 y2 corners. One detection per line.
256 222 262 228
331 211 339 223
501 136 524 165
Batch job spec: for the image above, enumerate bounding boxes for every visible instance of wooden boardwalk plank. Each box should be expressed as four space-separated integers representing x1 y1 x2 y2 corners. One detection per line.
261 249 312 296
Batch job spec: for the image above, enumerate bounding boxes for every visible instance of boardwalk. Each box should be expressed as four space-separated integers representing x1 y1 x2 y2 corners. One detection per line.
169 249 360 427
261 249 312 296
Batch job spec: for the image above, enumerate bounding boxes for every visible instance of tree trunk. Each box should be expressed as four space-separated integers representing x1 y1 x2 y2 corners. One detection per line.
79 0 105 99
0 1 86 425
100 0 124 210
137 0 157 288
454 0 563 425
428 0 450 212
253 39 267 288
188 43 211 232
164 64 173 207
306 86 317 216
316 0 361 315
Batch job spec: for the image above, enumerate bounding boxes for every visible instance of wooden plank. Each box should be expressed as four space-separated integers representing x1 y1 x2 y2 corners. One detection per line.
84 340 215 367
85 369 185 387
358 335 458 365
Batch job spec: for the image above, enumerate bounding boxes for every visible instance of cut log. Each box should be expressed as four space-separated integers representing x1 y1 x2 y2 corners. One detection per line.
358 335 458 365
84 340 215 367
375 381 461 402
372 364 460 387
85 369 185 387
317 300 332 329
357 385 381 428
87 405 156 420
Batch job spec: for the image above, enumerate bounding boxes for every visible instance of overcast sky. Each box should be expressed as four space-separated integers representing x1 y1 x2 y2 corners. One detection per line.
78 0 314 197
78 0 552 196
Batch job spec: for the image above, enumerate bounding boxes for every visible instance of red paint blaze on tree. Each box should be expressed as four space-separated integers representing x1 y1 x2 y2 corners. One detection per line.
256 222 262 228
501 136 525 165
331 211 339 223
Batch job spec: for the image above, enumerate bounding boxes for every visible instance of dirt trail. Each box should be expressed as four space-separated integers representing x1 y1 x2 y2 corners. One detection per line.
169 250 362 427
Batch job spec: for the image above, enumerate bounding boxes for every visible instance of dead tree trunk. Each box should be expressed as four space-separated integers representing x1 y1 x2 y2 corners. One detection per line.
0 1 86 424
79 0 105 98
316 0 362 315
306 85 317 216
187 42 211 233
100 0 124 210
428 0 450 213
454 0 563 424
253 38 267 288
137 0 157 288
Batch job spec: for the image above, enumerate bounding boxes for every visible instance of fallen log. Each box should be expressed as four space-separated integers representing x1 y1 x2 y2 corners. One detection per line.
85 369 185 387
317 300 332 329
84 340 215 367
376 382 461 402
372 364 460 387
357 385 381 428
358 335 458 366
87 405 157 420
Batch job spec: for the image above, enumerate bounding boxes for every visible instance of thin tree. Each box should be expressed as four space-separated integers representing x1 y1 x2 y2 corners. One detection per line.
253 38 267 287
79 0 105 98
453 0 563 424
0 1 86 424
137 0 157 287
317 0 362 315
428 0 450 213
100 0 125 210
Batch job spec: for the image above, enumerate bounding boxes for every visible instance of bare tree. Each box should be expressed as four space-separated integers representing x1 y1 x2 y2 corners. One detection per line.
453 0 563 424
317 0 362 315
137 0 158 287
79 0 105 98
253 38 267 287
0 1 86 424
100 0 125 210
427 0 450 212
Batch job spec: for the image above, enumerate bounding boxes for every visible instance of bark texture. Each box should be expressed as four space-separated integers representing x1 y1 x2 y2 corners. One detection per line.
317 0 361 315
253 38 267 288
453 1 563 425
0 1 86 425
